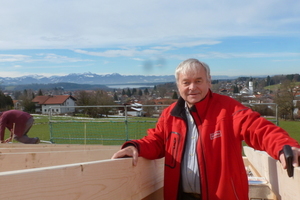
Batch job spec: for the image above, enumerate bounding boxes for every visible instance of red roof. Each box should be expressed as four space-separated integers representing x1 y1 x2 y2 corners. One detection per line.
32 95 76 105
32 96 50 104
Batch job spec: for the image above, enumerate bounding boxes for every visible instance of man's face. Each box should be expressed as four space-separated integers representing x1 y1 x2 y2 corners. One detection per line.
177 67 211 108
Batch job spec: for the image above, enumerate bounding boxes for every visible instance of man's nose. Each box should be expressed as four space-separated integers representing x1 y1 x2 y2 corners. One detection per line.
189 83 196 90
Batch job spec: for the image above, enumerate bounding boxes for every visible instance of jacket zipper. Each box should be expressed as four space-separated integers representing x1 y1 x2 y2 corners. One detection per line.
172 137 177 167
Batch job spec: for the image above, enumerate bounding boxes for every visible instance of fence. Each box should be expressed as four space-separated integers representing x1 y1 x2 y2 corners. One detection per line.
48 105 168 144
243 103 278 125
48 103 278 144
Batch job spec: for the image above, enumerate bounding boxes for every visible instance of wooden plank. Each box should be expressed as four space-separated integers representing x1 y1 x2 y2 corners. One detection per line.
0 157 164 200
244 146 300 200
0 148 120 172
0 144 120 153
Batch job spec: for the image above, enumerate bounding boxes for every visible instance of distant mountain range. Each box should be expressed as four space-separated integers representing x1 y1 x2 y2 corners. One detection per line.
0 72 243 86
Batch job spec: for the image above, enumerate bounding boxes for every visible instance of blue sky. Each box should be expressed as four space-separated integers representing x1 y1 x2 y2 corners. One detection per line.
0 0 299 78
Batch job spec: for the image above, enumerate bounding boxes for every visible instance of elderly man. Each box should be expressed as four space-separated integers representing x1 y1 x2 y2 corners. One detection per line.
112 58 300 200
0 110 40 144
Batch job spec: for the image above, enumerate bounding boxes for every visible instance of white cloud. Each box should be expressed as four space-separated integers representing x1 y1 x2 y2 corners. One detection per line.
0 71 68 78
73 39 221 58
0 54 30 62
36 53 93 63
73 48 162 57
133 58 144 61
0 53 92 64
0 0 299 50
188 52 300 59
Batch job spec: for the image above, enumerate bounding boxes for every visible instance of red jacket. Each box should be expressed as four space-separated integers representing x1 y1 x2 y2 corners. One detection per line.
123 91 300 200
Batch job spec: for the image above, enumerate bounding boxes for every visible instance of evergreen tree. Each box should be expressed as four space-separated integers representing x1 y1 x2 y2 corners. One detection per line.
126 88 132 97
113 92 118 101
172 91 178 99
266 76 271 86
144 88 149 95
233 85 239 93
0 91 13 110
132 88 137 95
38 89 43 96
138 89 143 96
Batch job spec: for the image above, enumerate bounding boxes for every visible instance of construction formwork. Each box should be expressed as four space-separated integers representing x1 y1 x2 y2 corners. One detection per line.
0 144 299 200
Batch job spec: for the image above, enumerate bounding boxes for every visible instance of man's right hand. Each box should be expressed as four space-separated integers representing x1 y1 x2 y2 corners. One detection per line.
111 146 139 166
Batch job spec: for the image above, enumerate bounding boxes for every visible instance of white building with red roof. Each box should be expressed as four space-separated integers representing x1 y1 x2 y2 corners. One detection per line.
32 95 77 114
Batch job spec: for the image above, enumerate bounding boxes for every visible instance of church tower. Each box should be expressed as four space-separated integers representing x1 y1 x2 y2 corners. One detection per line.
249 78 253 95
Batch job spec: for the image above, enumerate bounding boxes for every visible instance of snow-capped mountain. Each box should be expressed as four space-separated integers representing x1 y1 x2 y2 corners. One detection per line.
0 72 176 85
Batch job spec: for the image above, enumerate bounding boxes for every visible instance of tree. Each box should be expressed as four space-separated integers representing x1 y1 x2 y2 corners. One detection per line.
157 85 167 98
172 91 178 99
0 91 13 111
126 88 132 97
132 88 137 96
113 92 118 101
75 90 115 118
232 85 239 94
274 80 300 120
266 76 271 86
13 91 22 100
38 89 43 96
75 90 92 106
144 88 149 95
143 99 156 117
138 89 143 96
19 89 35 113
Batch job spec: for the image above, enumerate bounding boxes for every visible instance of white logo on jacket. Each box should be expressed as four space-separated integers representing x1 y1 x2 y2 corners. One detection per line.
210 130 222 140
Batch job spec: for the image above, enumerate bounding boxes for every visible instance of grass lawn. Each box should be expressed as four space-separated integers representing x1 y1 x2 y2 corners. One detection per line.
26 115 300 144
29 115 157 144
278 120 300 142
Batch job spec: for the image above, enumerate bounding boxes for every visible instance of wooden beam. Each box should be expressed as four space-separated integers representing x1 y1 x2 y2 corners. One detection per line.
0 144 120 153
244 146 300 200
0 157 164 200
0 148 121 172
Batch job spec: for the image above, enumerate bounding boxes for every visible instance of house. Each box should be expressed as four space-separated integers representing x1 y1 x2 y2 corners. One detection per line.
13 100 23 110
32 95 77 115
117 103 144 117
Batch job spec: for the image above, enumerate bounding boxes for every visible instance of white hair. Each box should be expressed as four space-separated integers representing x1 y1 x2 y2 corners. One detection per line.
175 58 211 83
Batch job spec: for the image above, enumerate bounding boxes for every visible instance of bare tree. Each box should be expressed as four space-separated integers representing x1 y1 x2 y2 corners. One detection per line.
274 80 300 120
75 90 115 118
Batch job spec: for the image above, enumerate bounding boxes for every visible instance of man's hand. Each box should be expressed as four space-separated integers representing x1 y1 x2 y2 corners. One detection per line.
5 137 12 143
111 146 139 166
279 146 300 169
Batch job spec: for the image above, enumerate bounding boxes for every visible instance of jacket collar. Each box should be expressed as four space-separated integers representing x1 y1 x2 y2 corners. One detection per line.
171 89 213 120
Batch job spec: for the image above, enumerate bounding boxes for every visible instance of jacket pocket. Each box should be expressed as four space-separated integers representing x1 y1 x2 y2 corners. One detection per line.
165 132 181 168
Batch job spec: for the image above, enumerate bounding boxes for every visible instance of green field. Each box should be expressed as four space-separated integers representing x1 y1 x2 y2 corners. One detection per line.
25 115 300 144
277 120 300 142
29 115 156 144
